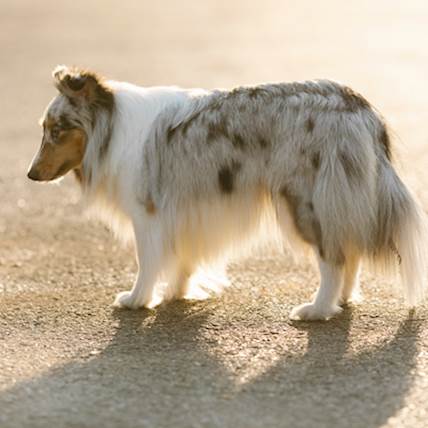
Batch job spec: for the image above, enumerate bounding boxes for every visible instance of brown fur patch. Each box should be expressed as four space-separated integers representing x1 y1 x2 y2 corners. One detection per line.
311 152 320 170
53 66 114 113
28 129 87 181
52 66 114 163
340 86 371 112
305 117 315 133
231 133 245 150
247 87 265 99
144 195 156 215
73 167 84 184
258 136 268 149
206 121 227 143
44 116 56 130
218 161 241 194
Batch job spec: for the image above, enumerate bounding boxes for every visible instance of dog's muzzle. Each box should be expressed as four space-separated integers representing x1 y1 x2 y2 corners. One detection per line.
27 167 42 181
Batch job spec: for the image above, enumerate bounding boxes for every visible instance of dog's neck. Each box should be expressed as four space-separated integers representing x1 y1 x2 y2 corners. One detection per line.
78 83 197 209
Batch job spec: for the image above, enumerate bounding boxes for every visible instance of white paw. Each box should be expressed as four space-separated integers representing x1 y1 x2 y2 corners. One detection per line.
290 302 343 321
190 268 230 295
113 291 140 309
339 290 364 306
113 290 163 309
182 286 211 301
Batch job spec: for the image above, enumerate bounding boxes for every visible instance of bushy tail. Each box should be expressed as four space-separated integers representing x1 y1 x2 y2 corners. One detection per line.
374 157 428 305
314 122 427 305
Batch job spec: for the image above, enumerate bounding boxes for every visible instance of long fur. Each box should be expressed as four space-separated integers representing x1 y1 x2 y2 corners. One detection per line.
37 69 428 319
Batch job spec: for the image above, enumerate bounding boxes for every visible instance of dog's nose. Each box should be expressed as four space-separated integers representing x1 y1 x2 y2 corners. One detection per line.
27 168 41 181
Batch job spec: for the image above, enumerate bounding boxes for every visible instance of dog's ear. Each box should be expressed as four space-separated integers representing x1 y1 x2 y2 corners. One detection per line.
52 65 113 109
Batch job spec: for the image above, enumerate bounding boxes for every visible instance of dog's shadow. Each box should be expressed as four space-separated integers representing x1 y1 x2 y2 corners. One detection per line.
0 302 422 428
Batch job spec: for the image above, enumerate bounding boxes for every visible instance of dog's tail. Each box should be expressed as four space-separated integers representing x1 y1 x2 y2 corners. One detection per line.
314 122 427 305
372 148 428 305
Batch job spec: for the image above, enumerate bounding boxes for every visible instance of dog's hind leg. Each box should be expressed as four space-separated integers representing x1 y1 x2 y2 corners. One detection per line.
164 263 230 301
275 191 345 320
114 218 167 309
340 252 363 305
163 264 192 301
290 252 345 321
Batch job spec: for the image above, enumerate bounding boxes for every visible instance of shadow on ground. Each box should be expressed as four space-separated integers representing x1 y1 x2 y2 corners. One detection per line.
0 303 421 428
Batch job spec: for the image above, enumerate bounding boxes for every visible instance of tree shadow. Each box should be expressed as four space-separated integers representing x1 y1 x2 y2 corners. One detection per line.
0 303 422 428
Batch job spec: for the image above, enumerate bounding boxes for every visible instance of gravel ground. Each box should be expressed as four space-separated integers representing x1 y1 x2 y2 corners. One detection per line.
1 1 427 427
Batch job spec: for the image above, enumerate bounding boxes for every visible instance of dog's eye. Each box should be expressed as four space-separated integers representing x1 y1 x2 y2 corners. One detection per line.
51 128 59 139
51 126 61 140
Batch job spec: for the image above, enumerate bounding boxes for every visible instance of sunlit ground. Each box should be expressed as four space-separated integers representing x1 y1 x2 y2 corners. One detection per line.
0 1 427 427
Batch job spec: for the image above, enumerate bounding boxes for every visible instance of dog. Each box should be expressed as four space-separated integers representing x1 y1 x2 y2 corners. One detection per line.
27 65 428 320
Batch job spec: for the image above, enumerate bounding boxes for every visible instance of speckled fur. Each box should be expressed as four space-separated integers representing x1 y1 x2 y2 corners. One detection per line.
28 66 427 320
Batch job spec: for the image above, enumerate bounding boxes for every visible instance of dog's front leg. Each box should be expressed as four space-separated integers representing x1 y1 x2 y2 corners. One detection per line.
290 253 344 321
114 218 165 309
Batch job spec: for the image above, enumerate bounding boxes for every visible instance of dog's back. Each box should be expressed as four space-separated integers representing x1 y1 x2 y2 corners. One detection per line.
139 79 426 308
29 68 427 318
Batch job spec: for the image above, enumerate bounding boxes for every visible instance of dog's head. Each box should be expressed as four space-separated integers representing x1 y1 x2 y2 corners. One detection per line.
27 66 113 182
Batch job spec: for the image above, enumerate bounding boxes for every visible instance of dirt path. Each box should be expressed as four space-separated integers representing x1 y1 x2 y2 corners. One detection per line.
1 1 427 427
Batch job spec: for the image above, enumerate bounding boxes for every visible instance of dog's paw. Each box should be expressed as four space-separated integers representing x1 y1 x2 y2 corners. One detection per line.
339 290 364 306
181 286 211 301
290 302 343 321
113 291 162 309
113 291 140 309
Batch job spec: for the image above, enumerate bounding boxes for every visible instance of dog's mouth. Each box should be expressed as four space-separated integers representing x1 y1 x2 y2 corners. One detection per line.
27 161 74 182
51 161 74 180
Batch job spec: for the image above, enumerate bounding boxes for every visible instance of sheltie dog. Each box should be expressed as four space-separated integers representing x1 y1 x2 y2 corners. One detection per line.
27 66 427 320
